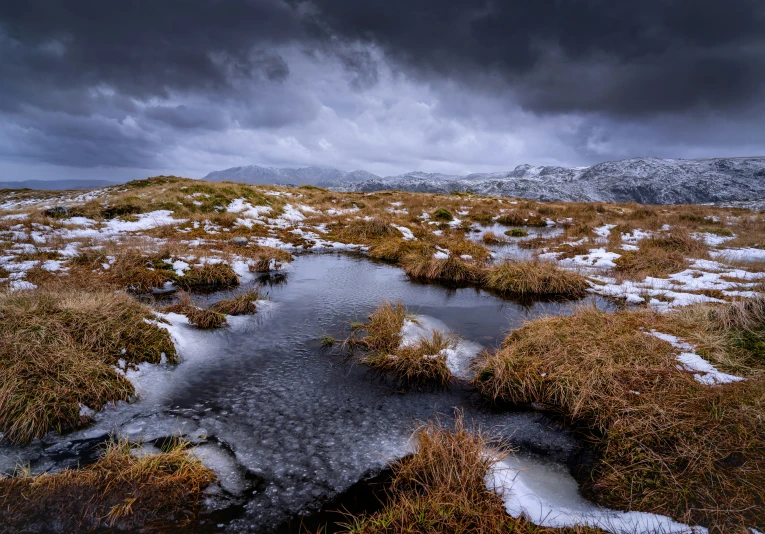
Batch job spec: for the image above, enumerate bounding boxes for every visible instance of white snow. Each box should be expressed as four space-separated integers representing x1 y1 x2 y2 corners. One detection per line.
648 331 745 385
488 453 708 533
394 225 415 240
399 316 483 379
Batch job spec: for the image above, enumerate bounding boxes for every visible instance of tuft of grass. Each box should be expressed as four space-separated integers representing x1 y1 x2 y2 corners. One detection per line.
176 263 239 291
483 261 589 299
340 217 397 242
209 289 260 315
469 212 495 225
0 437 215 531
348 301 408 355
481 231 505 244
432 208 453 221
346 302 454 389
402 253 480 285
496 210 547 227
363 331 455 390
0 290 177 444
369 237 432 263
340 414 601 534
164 292 228 329
505 228 528 237
473 305 765 530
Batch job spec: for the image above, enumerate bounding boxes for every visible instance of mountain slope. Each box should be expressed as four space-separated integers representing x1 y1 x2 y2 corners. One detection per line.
203 165 379 186
337 157 765 205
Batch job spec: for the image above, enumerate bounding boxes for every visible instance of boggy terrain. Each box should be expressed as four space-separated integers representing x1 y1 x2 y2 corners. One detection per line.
1 176 764 533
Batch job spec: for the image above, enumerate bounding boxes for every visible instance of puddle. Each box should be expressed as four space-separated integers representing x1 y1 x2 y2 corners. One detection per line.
0 253 614 532
467 223 563 262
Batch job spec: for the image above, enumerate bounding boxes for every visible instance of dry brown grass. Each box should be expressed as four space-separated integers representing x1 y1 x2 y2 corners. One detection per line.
0 290 176 444
0 438 215 531
483 261 590 299
346 302 455 389
175 263 239 291
613 229 707 279
363 331 455 390
209 289 260 315
496 210 547 227
473 305 765 530
402 253 481 285
341 414 603 534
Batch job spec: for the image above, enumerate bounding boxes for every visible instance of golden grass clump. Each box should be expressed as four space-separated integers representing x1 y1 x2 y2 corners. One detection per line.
340 217 398 242
163 292 227 329
483 261 590 299
363 331 454 390
496 210 547 227
0 438 215 531
369 237 432 263
209 289 260 315
341 414 602 534
473 305 765 530
0 290 177 444
346 302 454 389
481 231 505 244
176 263 239 291
402 253 480 285
613 229 707 279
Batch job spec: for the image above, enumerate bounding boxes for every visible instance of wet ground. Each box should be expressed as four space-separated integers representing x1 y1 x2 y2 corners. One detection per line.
0 253 614 532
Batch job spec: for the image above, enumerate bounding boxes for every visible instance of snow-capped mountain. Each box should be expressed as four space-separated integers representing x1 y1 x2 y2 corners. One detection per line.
203 165 379 186
338 157 765 205
205 157 765 205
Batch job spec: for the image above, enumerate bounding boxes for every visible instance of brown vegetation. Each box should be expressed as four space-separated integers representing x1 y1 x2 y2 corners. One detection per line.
0 438 215 532
0 290 176 444
473 304 765 530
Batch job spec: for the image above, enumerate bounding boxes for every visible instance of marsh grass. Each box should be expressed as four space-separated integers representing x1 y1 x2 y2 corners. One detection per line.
0 437 215 531
402 253 481 285
0 290 176 444
364 331 455 390
346 302 455 389
209 289 260 315
483 261 590 299
176 263 239 291
163 292 227 329
473 305 765 530
340 414 602 534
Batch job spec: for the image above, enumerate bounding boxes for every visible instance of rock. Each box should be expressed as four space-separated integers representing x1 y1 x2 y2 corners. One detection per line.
44 206 70 217
231 236 248 246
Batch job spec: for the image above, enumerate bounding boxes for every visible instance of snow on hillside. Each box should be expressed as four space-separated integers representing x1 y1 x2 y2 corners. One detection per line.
204 157 765 206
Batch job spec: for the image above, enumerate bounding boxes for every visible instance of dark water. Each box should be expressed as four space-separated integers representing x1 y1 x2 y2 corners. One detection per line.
0 253 613 532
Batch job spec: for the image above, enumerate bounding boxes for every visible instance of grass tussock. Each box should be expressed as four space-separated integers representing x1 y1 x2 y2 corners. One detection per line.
163 292 227 329
363 331 455 390
347 302 454 389
481 231 505 244
209 289 260 315
496 210 547 227
613 229 706 278
176 263 239 291
341 414 601 534
0 290 176 444
432 208 454 221
473 305 765 530
483 261 590 299
402 253 480 285
0 438 215 531
340 217 397 242
369 237 432 263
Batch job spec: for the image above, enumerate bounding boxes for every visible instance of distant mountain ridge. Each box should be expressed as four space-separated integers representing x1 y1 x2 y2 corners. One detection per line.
0 179 122 191
207 156 765 205
203 165 378 186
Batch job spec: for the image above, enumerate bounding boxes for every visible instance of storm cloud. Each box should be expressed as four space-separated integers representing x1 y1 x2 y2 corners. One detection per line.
0 0 764 179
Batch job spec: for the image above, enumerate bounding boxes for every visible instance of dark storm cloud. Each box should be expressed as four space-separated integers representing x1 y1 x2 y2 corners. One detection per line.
0 0 764 175
305 0 765 116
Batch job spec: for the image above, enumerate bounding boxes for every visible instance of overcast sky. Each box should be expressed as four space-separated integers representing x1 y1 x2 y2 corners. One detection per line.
1 1 764 181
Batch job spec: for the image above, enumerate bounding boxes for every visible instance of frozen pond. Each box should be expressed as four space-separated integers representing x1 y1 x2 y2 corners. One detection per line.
0 253 614 532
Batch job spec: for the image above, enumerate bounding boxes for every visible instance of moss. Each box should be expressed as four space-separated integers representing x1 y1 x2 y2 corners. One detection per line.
432 208 453 221
505 228 528 237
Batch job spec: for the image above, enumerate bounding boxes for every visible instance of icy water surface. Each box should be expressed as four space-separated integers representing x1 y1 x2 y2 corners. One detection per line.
0 254 613 532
